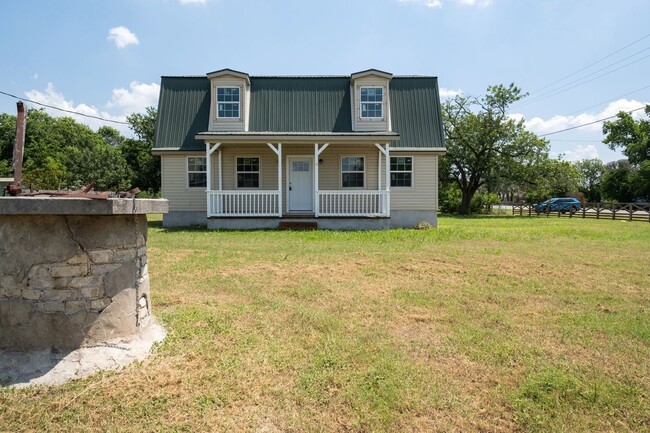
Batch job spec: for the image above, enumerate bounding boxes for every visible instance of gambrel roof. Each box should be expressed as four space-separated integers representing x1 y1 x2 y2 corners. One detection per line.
154 73 445 151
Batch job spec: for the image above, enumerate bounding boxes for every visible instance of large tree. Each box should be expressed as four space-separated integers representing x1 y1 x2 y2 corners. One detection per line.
124 107 160 194
574 158 604 202
602 105 650 201
442 83 549 213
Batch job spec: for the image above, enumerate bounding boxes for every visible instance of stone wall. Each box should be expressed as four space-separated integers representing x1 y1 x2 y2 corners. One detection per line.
0 214 153 350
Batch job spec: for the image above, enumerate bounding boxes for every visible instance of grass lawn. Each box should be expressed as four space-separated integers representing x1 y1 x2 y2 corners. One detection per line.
2 216 649 432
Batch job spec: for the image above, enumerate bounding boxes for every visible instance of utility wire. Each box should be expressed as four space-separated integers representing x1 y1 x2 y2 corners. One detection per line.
538 106 647 137
514 51 650 108
0 89 129 125
529 33 650 96
563 84 650 116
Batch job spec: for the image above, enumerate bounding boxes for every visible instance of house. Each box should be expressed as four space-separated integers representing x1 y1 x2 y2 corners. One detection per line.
152 68 446 229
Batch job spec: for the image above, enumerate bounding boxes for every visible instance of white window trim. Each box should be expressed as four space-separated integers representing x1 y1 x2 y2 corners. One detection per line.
235 155 261 190
359 86 384 121
186 156 207 189
390 155 414 189
216 86 241 120
340 155 366 189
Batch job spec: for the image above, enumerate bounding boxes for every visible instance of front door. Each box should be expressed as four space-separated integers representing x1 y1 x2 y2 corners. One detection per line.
287 157 313 212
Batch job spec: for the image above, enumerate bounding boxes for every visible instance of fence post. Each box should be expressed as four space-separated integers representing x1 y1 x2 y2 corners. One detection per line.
629 203 633 221
596 203 600 220
612 203 616 220
582 204 586 219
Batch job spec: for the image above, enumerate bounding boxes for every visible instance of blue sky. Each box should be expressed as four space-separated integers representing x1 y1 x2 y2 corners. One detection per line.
1 0 649 163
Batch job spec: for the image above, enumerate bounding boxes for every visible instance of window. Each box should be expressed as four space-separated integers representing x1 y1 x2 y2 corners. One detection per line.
187 157 207 188
390 156 413 187
360 87 383 119
216 87 240 118
236 157 260 188
342 156 364 188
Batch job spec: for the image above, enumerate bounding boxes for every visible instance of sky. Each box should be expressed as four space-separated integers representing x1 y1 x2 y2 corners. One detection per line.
1 0 649 163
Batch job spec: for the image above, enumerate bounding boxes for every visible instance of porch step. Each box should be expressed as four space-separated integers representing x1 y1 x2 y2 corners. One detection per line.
278 220 318 231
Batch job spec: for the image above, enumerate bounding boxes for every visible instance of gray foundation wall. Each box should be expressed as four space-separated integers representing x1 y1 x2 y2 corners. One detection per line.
389 210 438 228
166 210 436 230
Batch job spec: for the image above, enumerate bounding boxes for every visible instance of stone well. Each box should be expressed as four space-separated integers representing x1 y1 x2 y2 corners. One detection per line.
0 197 168 350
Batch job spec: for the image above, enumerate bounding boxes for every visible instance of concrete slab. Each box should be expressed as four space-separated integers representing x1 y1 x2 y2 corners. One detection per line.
0 197 168 215
0 321 165 388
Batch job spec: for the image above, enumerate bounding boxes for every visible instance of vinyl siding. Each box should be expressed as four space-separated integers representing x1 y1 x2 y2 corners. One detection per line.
390 153 438 211
161 154 208 212
162 146 437 214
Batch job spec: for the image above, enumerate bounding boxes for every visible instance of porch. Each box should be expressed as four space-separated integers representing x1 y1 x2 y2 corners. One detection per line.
201 134 399 219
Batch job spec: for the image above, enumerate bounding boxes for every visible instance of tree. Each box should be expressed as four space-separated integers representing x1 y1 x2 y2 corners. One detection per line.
442 83 549 213
574 158 604 202
601 160 639 202
125 107 160 194
602 105 650 201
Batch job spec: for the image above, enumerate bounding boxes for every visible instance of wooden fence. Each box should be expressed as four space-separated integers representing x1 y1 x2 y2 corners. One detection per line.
511 202 650 222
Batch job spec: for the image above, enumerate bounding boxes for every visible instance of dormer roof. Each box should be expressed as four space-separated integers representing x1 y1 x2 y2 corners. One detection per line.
206 68 251 85
350 69 393 81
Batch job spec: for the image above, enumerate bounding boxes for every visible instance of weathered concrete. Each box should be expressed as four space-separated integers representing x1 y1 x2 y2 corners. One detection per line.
389 210 438 228
0 321 166 388
0 198 167 350
163 211 207 227
0 197 169 215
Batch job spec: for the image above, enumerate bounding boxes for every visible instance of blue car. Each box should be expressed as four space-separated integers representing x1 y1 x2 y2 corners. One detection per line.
533 198 581 213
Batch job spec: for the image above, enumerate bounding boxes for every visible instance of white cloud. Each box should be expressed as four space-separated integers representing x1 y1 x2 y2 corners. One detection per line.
106 81 160 116
24 82 160 135
515 99 650 135
554 144 600 162
107 26 139 49
178 0 207 3
440 87 462 99
398 0 443 8
397 0 491 8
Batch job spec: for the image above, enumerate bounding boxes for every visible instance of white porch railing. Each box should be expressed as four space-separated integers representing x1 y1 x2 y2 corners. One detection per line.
317 190 389 217
208 190 280 217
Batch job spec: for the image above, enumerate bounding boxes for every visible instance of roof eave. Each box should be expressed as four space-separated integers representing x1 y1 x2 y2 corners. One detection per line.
194 132 400 144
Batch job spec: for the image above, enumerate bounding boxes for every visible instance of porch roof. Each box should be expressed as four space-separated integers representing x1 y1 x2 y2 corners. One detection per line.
194 131 399 144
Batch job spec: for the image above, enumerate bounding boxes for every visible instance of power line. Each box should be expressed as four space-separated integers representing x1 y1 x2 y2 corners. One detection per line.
538 106 647 137
529 32 650 96
0 89 129 125
514 51 650 108
563 84 650 116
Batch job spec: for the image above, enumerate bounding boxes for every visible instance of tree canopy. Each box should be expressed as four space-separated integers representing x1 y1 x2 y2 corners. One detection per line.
442 83 550 213
602 105 650 201
0 107 159 194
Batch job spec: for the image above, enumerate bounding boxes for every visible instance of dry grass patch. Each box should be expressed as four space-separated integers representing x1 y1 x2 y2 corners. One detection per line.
1 216 649 432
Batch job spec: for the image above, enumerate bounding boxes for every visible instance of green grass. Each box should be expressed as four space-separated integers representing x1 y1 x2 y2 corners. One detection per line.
2 216 649 432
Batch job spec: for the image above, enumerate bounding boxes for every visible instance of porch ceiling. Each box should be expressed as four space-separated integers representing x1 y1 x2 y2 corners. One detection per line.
195 131 400 144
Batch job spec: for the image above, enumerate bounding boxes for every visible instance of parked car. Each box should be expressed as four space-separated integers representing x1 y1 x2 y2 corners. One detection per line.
533 198 582 213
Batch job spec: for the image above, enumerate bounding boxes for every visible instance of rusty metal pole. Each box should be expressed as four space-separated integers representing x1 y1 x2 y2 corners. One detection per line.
9 101 26 195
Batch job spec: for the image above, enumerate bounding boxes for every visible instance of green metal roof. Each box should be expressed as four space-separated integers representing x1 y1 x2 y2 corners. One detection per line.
154 74 445 151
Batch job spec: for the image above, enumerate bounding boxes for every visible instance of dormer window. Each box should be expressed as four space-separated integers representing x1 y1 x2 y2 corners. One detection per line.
217 87 240 118
360 86 383 119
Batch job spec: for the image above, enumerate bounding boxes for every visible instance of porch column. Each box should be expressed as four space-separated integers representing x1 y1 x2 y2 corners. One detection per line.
314 143 330 217
267 143 282 217
374 143 391 217
385 142 390 217
206 142 221 216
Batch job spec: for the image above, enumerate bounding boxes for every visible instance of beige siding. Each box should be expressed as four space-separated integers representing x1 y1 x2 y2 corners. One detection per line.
351 74 391 132
162 146 438 214
209 75 249 131
210 143 381 191
390 153 438 211
161 154 207 212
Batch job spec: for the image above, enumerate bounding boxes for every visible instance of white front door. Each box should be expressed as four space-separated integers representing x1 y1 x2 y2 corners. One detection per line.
287 157 313 212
